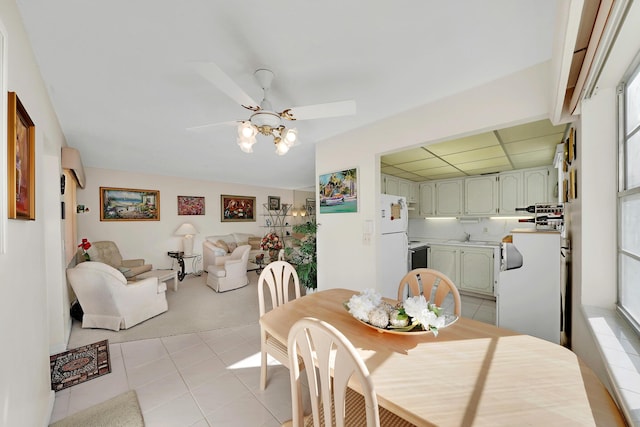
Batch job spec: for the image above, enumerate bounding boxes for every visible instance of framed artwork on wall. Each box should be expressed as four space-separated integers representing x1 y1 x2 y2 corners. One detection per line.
100 187 160 221
221 194 256 222
177 195 205 215
268 196 281 210
318 168 358 214
7 92 36 220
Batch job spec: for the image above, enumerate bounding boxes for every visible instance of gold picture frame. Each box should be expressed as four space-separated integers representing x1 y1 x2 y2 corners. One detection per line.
100 187 160 221
221 194 256 222
8 92 36 220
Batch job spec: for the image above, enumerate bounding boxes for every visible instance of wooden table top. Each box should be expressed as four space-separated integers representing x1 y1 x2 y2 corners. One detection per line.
260 288 626 426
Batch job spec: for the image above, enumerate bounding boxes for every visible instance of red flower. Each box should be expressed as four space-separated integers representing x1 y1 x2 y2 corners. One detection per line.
78 238 91 251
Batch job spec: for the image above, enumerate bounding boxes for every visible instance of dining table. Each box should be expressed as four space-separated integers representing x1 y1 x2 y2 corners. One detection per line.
259 288 627 426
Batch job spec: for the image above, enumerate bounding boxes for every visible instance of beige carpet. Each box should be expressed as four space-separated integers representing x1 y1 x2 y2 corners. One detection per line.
68 272 261 348
49 390 143 427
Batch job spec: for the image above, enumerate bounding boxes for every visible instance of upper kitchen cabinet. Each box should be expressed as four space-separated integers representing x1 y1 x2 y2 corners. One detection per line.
523 166 557 206
465 175 498 215
382 174 399 195
498 171 523 215
435 179 463 216
419 182 435 216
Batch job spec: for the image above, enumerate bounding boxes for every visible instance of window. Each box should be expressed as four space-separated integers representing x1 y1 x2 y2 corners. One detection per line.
618 56 640 332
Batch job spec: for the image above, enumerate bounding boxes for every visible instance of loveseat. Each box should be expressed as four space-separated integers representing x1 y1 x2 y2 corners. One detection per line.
203 233 266 272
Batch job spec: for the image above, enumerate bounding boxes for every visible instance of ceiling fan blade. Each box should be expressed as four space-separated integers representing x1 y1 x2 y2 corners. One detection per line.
194 62 259 109
283 100 356 121
186 120 238 132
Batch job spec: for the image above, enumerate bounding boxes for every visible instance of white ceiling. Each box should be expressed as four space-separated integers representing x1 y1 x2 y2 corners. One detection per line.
16 0 560 189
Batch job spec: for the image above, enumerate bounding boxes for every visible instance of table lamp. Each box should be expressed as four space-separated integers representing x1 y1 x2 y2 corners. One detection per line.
175 223 198 255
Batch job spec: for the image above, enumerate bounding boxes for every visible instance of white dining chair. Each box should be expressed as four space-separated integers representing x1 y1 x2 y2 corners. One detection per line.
286 317 415 427
258 260 301 390
397 268 462 316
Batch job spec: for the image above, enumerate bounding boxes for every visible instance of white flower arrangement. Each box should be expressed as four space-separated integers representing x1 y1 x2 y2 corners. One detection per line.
346 289 447 336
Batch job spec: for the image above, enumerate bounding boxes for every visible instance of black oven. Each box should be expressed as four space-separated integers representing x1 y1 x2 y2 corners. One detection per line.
410 245 428 270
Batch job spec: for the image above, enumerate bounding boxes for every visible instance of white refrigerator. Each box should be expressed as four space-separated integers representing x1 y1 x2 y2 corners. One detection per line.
378 194 409 299
497 230 563 344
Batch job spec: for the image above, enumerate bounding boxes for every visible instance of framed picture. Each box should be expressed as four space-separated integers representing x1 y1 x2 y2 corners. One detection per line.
306 198 316 216
318 168 358 214
177 195 205 215
221 194 256 222
100 187 160 221
268 196 281 211
8 92 36 220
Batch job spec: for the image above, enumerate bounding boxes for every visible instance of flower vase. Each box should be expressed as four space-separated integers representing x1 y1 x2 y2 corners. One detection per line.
268 249 278 262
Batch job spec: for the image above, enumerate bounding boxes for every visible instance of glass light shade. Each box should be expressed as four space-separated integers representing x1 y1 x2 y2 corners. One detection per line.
292 210 298 217
238 121 257 138
237 137 256 153
275 140 290 156
282 128 298 146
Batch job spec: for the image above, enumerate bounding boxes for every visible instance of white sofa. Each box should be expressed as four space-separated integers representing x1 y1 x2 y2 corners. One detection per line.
203 232 266 272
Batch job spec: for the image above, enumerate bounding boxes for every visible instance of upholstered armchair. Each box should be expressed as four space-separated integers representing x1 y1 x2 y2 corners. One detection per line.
66 261 168 331
206 245 251 292
81 241 152 279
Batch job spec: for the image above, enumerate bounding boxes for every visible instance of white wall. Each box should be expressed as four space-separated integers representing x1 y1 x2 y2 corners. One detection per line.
315 62 551 294
76 167 294 270
0 0 68 425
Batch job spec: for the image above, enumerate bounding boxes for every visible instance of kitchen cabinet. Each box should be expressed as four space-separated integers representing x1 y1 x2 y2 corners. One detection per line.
382 174 399 196
435 179 463 216
398 179 410 200
429 244 495 297
498 171 523 215
523 167 551 206
428 245 459 285
459 247 495 295
464 175 498 215
418 182 435 216
408 182 419 204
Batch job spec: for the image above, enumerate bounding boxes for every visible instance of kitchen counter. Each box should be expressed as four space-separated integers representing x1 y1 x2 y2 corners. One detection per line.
409 238 501 249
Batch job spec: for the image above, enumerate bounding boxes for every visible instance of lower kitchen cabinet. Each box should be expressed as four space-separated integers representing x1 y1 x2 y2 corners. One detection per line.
459 247 494 295
429 244 495 297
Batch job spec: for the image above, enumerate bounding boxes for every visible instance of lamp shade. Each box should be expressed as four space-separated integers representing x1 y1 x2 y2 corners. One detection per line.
175 223 198 236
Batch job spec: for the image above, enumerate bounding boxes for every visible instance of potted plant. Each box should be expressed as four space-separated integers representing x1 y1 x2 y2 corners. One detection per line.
286 221 317 292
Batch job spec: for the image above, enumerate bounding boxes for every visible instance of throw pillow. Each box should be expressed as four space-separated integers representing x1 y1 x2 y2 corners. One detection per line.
227 242 238 252
211 247 226 256
214 240 230 253
248 237 261 250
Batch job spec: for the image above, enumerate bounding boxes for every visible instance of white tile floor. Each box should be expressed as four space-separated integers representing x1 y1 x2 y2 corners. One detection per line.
50 293 495 426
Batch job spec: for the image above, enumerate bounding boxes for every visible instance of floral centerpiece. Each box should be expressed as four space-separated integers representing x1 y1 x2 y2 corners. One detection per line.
261 232 283 260
78 238 92 261
346 288 447 336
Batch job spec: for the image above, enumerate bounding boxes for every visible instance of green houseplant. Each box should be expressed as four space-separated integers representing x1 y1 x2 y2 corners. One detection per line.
286 221 317 290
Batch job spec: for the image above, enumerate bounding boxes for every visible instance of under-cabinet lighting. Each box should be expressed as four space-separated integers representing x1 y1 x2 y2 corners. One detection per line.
489 216 526 220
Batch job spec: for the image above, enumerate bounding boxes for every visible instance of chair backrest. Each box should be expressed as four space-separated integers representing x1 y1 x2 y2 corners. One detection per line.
66 261 127 315
258 261 301 316
230 244 251 262
86 241 123 267
397 268 462 316
288 317 380 427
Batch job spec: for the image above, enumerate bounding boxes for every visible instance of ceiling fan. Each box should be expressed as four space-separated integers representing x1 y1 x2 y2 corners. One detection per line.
192 62 356 155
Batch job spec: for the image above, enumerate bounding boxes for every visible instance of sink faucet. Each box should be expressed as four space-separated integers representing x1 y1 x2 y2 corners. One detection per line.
464 232 470 242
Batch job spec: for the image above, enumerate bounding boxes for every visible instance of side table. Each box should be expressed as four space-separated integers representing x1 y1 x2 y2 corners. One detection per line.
167 251 202 281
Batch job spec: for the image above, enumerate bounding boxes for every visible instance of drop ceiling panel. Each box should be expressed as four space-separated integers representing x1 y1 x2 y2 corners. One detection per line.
414 165 462 179
496 121 566 143
380 165 408 175
395 157 450 172
395 172 424 180
510 150 556 168
503 135 562 155
425 132 499 156
382 148 433 164
457 157 512 171
441 145 506 164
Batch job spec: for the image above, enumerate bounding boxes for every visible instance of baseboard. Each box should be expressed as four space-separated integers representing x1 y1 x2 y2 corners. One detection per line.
49 318 73 354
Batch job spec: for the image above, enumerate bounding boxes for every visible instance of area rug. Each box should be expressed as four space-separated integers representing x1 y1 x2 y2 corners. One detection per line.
67 273 262 348
50 340 110 391
49 390 143 427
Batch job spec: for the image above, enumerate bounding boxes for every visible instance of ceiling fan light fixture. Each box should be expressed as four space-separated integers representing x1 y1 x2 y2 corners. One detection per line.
237 136 256 153
275 139 290 156
282 127 298 147
238 121 257 139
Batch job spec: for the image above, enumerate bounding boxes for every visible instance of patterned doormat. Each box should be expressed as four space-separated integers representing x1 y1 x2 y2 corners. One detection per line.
50 339 111 391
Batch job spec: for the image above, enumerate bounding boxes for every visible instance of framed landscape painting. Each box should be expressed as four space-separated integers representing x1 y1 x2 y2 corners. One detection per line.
221 194 256 222
100 187 160 221
8 92 36 220
177 195 205 215
318 168 358 214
